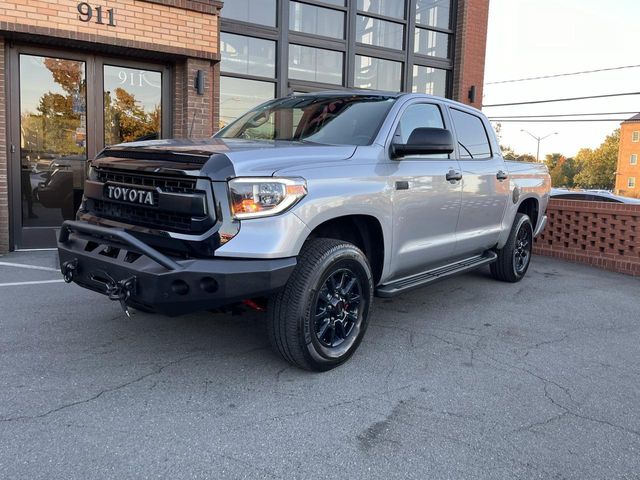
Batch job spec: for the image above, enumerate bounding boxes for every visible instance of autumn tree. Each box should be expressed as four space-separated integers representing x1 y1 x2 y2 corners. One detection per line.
573 129 620 190
104 88 160 144
501 145 537 162
544 153 580 187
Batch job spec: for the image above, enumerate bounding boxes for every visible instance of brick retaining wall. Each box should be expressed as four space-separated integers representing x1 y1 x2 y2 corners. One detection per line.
534 199 640 276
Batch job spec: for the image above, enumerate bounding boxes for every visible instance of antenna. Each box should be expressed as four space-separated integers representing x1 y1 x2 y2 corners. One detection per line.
189 109 197 137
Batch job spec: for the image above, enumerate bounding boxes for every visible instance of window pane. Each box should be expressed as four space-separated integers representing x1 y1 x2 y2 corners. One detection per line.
414 28 449 58
320 0 345 5
357 0 404 19
290 2 345 39
450 109 492 159
354 55 402 91
415 0 451 29
104 65 162 145
221 0 276 27
395 104 444 144
220 33 276 78
412 65 447 97
19 55 87 227
356 15 404 50
288 45 343 85
219 77 275 130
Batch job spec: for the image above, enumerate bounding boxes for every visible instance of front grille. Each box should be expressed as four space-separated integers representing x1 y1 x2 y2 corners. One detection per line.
87 168 212 234
88 199 195 233
96 169 197 193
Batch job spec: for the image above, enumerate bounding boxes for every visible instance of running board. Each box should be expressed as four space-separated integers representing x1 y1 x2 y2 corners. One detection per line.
376 251 497 298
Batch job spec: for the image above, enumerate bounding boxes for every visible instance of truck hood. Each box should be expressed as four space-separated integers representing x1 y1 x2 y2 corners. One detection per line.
94 138 357 179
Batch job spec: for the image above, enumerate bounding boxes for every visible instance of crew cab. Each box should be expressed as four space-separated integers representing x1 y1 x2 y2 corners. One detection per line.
58 91 551 371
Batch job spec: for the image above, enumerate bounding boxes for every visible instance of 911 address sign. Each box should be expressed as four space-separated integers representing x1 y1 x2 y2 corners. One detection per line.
77 2 116 27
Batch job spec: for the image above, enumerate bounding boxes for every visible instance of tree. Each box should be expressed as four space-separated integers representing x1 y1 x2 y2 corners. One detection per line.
544 153 580 188
573 129 620 190
501 145 537 162
104 88 160 144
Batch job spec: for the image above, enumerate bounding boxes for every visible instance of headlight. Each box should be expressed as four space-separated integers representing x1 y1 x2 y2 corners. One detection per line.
228 177 307 219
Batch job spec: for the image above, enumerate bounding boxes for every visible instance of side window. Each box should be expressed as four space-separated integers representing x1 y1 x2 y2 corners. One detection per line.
395 103 444 143
450 108 492 159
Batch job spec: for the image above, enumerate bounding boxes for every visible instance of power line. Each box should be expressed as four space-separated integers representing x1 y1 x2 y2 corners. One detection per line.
487 111 639 119
489 119 627 123
485 64 640 85
483 91 640 108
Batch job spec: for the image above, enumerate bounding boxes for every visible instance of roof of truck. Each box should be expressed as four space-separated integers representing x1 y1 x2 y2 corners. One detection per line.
290 90 483 114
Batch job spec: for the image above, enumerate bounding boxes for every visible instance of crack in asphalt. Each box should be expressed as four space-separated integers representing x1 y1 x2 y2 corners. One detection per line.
0 346 269 423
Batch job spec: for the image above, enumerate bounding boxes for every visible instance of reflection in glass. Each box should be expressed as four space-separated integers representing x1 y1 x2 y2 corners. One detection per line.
104 65 162 145
412 65 447 97
289 45 343 85
415 0 450 29
221 33 276 77
19 55 87 227
221 0 276 27
290 2 345 39
357 0 404 19
356 15 404 50
354 55 402 91
219 76 275 130
414 28 450 58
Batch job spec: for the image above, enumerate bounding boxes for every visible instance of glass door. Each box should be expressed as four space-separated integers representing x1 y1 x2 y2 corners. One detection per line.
8 48 171 249
102 64 164 146
13 53 91 248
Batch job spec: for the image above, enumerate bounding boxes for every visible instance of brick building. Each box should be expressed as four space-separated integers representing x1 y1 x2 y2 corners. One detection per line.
615 114 640 198
1 0 490 251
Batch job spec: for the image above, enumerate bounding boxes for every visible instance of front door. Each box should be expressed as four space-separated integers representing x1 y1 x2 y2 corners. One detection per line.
387 102 462 280
9 47 169 249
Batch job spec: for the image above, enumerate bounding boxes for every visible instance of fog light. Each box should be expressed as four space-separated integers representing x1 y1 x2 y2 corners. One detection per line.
171 280 189 296
200 277 218 293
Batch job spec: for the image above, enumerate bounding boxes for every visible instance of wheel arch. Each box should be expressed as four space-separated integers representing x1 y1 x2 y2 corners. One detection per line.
305 214 385 285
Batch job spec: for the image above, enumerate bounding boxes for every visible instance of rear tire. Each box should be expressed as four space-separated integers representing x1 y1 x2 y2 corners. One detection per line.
268 238 374 371
490 213 533 283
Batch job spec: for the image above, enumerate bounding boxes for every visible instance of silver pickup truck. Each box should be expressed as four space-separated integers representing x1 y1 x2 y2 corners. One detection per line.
58 91 551 371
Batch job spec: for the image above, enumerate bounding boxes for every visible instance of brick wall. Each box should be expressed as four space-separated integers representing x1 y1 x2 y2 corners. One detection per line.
534 199 640 276
173 58 214 138
0 0 219 60
452 0 490 108
0 36 7 254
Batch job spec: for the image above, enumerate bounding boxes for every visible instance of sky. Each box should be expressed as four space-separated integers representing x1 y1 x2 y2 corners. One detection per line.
483 0 640 159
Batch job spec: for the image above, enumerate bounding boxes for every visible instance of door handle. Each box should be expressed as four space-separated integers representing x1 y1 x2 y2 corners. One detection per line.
496 170 509 181
446 169 463 182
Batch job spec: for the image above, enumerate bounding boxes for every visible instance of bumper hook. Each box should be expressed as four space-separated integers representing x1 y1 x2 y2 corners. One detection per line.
62 259 78 283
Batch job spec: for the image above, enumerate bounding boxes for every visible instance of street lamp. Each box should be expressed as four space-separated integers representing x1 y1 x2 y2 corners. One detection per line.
520 129 558 162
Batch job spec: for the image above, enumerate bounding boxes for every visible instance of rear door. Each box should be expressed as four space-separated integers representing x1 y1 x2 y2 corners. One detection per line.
449 107 510 257
387 101 462 279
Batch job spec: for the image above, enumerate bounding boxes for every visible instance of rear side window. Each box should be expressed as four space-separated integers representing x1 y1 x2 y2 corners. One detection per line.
450 108 492 159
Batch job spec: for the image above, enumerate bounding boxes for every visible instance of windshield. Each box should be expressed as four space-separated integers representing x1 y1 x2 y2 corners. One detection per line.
215 95 397 146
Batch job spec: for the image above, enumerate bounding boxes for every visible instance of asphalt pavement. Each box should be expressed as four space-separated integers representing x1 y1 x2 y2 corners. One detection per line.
0 251 639 479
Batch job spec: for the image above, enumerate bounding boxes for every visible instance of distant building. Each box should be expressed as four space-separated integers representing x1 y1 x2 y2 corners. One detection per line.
615 114 640 197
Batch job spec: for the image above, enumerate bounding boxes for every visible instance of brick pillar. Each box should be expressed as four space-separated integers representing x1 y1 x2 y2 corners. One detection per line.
173 57 215 138
452 0 490 108
0 36 9 254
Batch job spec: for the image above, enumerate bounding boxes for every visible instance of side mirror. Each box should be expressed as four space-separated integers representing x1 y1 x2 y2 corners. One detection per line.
390 127 455 159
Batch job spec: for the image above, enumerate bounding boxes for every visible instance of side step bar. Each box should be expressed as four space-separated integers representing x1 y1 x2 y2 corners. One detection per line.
376 251 498 298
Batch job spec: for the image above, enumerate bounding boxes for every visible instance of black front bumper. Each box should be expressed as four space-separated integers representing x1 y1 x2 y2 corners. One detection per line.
57 221 296 316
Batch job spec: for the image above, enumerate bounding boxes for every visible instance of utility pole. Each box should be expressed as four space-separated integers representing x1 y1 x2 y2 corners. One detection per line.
521 130 558 162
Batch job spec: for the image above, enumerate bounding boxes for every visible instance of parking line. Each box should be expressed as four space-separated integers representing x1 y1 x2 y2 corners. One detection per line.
0 261 59 272
0 279 65 287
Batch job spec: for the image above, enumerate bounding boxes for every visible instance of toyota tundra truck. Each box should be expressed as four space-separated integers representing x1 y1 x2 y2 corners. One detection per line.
58 91 551 371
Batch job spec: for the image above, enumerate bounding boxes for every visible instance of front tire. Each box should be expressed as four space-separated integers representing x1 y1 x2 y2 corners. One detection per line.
268 238 374 371
490 213 533 283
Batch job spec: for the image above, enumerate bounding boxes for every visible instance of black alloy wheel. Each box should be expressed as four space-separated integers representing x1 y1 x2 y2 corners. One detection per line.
313 268 362 349
268 238 373 371
490 213 534 283
513 221 532 275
